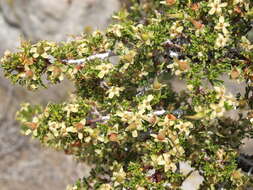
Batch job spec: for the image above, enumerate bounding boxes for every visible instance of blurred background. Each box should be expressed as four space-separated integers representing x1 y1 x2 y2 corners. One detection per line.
0 0 120 189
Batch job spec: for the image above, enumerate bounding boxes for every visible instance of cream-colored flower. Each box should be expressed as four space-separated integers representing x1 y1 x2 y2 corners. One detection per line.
167 130 180 145
63 104 79 117
169 144 185 156
170 22 184 38
138 94 154 113
208 0 227 15
159 152 177 172
116 111 134 122
215 33 228 47
48 121 62 137
98 184 112 190
214 86 226 99
187 84 194 91
174 121 193 136
48 65 64 81
240 36 253 50
233 0 244 5
225 93 238 108
194 106 202 113
167 59 189 76
151 155 163 167
231 169 244 185
58 122 68 136
25 129 32 135
117 110 144 137
216 148 225 160
96 63 113 78
151 129 169 143
30 45 51 59
136 186 146 190
132 130 138 137
66 185 78 190
66 126 78 133
106 86 124 98
215 16 229 35
108 24 123 37
151 77 166 91
112 167 126 186
210 101 226 119
158 115 175 128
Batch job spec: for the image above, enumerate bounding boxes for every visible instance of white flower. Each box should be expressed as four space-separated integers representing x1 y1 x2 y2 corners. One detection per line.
208 0 227 15
240 36 253 50
30 46 51 59
66 185 78 190
112 167 126 186
187 84 194 91
167 59 189 76
214 86 226 99
170 22 184 38
116 111 134 122
215 16 229 35
233 0 244 5
151 130 169 143
63 104 79 117
174 121 193 136
96 63 113 78
25 129 32 135
66 126 78 133
146 168 156 177
132 130 138 137
138 94 154 113
106 86 124 98
181 170 204 190
98 184 112 190
215 33 228 48
136 186 146 190
210 101 226 119
152 153 177 172
162 153 177 172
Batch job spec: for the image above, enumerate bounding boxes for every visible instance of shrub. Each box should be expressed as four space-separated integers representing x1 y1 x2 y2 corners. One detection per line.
1 0 253 189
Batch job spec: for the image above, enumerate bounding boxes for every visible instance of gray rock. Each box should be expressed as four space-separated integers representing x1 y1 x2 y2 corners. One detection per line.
0 1 120 190
0 11 20 53
0 0 120 52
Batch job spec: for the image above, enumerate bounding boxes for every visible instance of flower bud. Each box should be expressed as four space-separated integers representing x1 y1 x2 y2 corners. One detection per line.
177 60 189 71
25 70 34 78
166 114 177 120
166 0 176 6
230 68 240 79
109 133 118 142
190 3 200 11
25 122 38 130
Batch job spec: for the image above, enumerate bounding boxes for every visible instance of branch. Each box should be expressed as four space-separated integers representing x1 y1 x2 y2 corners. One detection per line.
86 110 167 125
62 51 116 64
62 39 177 65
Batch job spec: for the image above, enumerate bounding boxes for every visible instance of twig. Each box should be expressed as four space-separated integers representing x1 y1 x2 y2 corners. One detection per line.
248 167 253 176
238 154 253 167
62 51 115 64
86 110 166 125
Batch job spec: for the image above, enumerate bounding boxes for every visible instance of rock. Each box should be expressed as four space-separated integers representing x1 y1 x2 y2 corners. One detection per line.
0 1 120 190
0 12 20 53
0 0 120 52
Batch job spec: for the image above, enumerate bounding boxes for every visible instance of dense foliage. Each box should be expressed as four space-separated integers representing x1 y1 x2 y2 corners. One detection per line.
1 0 253 189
